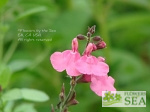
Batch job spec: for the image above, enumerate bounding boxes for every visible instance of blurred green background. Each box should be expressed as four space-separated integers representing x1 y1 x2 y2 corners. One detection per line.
0 0 150 112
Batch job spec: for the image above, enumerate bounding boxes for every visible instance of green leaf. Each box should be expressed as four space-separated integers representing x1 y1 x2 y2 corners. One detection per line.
8 60 32 72
0 0 8 8
0 65 11 88
21 88 49 102
16 6 47 20
2 88 49 102
14 103 37 112
2 88 22 101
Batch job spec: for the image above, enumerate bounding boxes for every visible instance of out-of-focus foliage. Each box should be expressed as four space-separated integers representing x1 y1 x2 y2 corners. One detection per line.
0 0 150 112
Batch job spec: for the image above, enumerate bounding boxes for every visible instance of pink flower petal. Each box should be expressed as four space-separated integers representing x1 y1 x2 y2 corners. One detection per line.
90 75 116 96
50 49 81 76
50 52 66 72
93 62 109 76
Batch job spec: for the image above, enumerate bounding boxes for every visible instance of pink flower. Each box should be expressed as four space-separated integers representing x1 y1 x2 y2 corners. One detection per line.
75 43 109 76
75 43 115 96
50 38 81 76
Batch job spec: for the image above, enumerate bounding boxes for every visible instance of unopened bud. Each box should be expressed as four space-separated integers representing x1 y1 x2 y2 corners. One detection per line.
59 92 65 102
90 25 96 34
67 91 79 107
84 43 93 56
67 99 79 106
87 32 91 37
76 34 86 40
92 36 102 41
91 29 95 34
96 41 106 49
59 83 65 102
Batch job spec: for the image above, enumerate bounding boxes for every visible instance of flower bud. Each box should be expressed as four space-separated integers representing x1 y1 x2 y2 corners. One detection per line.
88 26 91 32
96 41 106 49
76 34 86 40
59 92 64 102
87 32 91 37
72 38 78 52
92 36 102 41
90 25 96 34
66 91 79 107
84 43 93 56
67 99 79 106
90 29 95 34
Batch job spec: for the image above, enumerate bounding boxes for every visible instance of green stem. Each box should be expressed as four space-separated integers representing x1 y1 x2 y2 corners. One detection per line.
3 39 18 64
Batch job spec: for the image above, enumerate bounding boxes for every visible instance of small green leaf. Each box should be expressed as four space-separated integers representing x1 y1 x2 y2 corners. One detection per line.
14 103 37 112
0 65 11 88
2 89 22 102
21 88 49 102
2 88 50 102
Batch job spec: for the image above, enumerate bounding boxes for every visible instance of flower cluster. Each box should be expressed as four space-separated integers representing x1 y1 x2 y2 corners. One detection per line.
50 26 116 96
